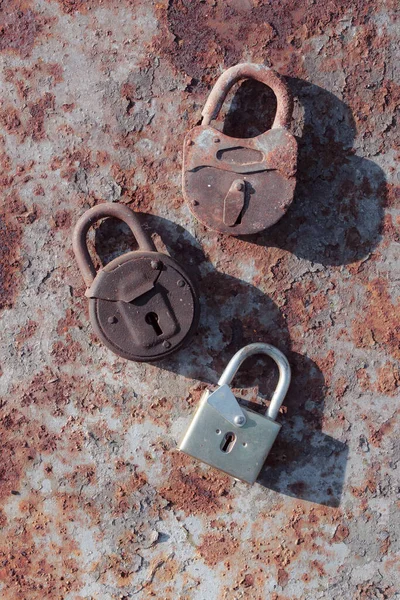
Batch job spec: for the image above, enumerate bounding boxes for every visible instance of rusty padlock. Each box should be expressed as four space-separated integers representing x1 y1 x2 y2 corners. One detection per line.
72 203 200 362
183 63 297 236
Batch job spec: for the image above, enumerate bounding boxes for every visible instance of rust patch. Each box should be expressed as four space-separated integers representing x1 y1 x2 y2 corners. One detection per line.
51 337 84 366
369 416 396 448
0 409 59 502
52 209 73 229
197 531 240 566
376 362 400 396
15 320 38 345
27 92 55 141
0 193 23 310
0 4 41 59
53 0 132 15
352 279 400 361
332 524 349 542
159 451 231 516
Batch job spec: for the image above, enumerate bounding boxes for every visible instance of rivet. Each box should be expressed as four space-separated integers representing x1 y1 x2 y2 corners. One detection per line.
150 260 162 270
163 340 171 349
108 316 117 324
187 139 194 146
177 279 185 287
213 137 220 143
236 181 244 191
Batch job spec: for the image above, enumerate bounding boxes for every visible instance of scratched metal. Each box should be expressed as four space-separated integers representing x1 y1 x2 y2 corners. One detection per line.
0 1 399 599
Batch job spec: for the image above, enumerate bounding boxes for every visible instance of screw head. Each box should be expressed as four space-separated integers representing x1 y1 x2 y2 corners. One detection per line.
163 340 171 349
177 279 185 287
236 181 244 192
107 316 117 324
213 137 220 143
150 260 162 270
234 415 246 427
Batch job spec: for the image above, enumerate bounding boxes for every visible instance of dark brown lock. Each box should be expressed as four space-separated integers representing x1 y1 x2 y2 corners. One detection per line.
183 63 298 236
72 204 200 362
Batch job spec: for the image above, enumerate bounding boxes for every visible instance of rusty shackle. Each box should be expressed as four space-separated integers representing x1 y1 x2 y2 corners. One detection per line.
201 63 293 130
72 203 155 287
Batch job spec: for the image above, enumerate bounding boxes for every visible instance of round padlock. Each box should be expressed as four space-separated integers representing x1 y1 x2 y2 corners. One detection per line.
72 203 200 362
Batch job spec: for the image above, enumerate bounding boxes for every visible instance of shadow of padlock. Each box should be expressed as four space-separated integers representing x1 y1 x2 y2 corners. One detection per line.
183 63 298 236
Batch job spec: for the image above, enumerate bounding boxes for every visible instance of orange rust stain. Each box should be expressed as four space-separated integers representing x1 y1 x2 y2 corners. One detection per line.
368 415 396 448
334 376 349 401
332 524 349 542
384 183 400 208
51 337 84 366
197 532 240 566
159 451 232 516
52 209 73 229
356 368 372 392
380 535 391 556
15 320 38 345
352 279 400 361
276 567 289 587
375 362 400 396
0 3 43 59
56 308 82 336
0 409 59 502
314 349 335 388
0 193 24 310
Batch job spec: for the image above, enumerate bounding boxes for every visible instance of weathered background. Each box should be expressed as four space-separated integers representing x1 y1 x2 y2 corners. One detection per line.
0 0 399 598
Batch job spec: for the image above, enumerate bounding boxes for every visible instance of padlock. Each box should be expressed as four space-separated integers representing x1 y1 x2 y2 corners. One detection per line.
179 343 291 484
72 203 200 362
182 63 297 236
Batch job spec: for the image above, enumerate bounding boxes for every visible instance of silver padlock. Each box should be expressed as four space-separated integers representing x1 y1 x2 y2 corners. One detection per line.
178 343 291 484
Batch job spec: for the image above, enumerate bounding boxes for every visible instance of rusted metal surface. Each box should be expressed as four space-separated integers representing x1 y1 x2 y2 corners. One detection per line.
73 203 200 361
0 0 399 599
183 63 297 235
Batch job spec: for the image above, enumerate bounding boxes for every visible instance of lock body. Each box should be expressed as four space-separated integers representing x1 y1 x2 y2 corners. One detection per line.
183 127 297 236
182 63 297 236
88 251 199 361
179 388 281 485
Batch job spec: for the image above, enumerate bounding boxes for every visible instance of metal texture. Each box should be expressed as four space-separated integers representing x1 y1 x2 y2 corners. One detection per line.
73 204 200 361
206 384 247 427
183 63 298 235
0 0 399 598
179 343 290 483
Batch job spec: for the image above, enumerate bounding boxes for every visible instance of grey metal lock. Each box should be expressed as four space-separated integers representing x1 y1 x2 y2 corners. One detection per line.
178 343 291 484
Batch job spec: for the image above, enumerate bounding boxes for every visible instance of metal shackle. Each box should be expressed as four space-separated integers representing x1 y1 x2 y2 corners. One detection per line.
217 343 291 421
72 203 155 288
201 63 293 130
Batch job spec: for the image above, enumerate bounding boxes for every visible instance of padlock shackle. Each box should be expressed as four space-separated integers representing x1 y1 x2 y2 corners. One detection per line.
201 63 293 130
217 342 291 421
72 203 156 287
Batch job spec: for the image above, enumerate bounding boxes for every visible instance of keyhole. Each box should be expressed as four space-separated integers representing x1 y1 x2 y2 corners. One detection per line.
145 312 163 336
220 432 236 453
